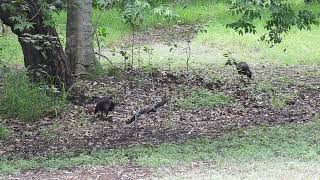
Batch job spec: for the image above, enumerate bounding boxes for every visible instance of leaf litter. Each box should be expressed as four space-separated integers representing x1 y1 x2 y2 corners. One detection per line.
1 64 319 159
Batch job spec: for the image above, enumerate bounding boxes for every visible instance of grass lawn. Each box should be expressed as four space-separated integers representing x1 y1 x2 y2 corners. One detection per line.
1 118 320 175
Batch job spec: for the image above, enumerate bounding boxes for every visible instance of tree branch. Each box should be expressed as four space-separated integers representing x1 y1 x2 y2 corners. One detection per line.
126 98 169 124
94 52 125 72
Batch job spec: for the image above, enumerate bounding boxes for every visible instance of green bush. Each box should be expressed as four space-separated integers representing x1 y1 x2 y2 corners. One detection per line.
0 69 67 121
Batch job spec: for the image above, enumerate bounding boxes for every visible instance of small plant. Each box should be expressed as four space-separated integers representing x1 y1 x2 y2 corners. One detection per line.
122 0 150 67
166 43 178 70
278 76 294 85
184 40 191 71
142 64 159 77
177 89 232 109
142 46 154 66
223 50 236 66
153 5 179 22
271 94 295 110
256 81 274 94
0 69 67 121
0 124 10 140
119 48 130 69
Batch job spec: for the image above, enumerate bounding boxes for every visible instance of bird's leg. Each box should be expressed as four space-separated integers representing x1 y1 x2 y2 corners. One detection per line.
240 76 244 83
97 112 103 119
105 111 113 122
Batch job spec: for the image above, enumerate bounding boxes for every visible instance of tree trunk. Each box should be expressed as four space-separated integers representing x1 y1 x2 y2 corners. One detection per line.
0 19 4 34
0 0 72 88
66 0 95 76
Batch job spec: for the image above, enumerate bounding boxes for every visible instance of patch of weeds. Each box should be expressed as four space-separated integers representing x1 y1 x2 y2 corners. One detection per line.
255 81 274 93
0 124 11 140
142 64 160 77
176 89 232 109
0 69 67 121
271 93 295 110
278 76 294 86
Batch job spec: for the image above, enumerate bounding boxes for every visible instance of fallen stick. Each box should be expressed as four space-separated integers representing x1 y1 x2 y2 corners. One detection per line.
126 98 169 124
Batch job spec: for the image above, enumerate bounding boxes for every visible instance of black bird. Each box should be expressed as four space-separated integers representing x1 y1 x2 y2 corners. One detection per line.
235 61 252 79
92 96 115 117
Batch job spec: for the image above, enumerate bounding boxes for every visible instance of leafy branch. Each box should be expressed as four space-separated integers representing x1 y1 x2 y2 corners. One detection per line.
226 0 320 45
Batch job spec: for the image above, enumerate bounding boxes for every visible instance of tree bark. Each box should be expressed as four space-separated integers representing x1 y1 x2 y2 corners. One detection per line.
0 0 72 88
66 0 95 76
0 19 4 34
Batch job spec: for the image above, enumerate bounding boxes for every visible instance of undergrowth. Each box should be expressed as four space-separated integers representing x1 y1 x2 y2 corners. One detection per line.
1 118 320 175
0 69 67 121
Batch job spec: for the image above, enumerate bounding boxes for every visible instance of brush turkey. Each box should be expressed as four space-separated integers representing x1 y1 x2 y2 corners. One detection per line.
235 61 252 79
92 96 115 117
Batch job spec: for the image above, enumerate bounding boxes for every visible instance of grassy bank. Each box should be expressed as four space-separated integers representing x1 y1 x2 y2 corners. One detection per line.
1 118 320 175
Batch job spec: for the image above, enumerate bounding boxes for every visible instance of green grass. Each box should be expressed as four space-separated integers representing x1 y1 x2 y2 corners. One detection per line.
256 81 274 93
271 93 296 110
176 89 232 109
0 34 23 64
2 0 320 65
1 118 320 175
0 69 68 121
0 124 10 140
193 1 320 65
